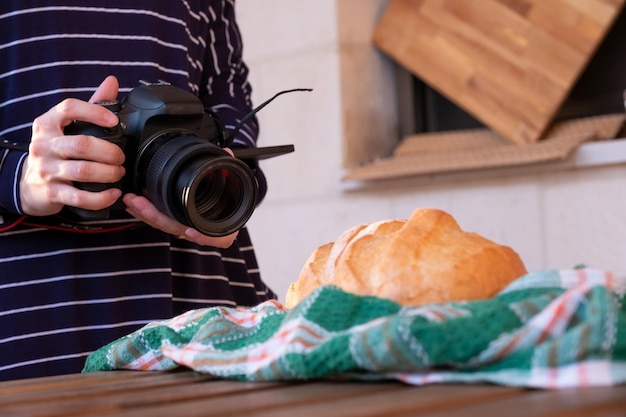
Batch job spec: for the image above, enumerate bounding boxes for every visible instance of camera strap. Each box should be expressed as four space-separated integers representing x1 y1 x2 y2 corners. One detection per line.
223 88 312 148
1 139 29 152
0 214 141 234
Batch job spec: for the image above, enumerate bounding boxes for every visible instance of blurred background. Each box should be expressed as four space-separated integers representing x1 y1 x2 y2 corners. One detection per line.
237 0 626 301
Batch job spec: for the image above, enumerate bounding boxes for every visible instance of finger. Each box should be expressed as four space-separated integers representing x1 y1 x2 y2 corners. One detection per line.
49 134 125 166
123 194 238 248
33 98 119 135
183 228 238 248
89 76 120 104
124 194 185 235
55 158 125 184
50 182 122 210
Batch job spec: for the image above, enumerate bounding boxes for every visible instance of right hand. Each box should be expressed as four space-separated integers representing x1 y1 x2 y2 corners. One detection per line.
19 76 126 217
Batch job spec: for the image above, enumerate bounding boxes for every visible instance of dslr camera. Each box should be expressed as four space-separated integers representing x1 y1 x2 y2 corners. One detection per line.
64 80 294 237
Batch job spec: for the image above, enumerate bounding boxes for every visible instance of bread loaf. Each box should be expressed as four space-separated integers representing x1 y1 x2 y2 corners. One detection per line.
285 208 527 308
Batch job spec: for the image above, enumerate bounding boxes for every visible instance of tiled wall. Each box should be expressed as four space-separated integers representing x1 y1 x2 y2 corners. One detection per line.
237 0 626 301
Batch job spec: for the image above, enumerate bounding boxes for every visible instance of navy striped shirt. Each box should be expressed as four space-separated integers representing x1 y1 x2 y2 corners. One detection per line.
0 1 276 381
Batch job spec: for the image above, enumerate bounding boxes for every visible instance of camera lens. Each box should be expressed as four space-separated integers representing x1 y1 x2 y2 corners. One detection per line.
139 134 258 237
194 169 238 218
176 157 257 235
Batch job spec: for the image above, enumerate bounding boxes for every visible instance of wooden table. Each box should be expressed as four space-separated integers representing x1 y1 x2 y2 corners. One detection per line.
0 370 625 416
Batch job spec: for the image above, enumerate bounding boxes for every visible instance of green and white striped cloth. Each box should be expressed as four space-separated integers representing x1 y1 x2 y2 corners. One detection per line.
83 267 626 389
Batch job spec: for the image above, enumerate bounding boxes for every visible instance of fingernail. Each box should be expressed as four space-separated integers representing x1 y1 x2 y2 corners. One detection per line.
105 112 119 126
185 228 201 239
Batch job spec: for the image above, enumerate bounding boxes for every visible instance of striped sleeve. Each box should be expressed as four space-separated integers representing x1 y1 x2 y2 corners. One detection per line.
200 0 259 150
0 147 27 215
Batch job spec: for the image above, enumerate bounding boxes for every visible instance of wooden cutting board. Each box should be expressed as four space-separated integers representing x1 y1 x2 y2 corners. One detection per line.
373 0 625 144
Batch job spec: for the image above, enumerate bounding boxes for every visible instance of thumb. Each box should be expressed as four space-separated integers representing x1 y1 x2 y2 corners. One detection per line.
89 75 119 103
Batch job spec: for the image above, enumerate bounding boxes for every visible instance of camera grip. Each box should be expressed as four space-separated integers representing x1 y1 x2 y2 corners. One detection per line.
63 120 126 221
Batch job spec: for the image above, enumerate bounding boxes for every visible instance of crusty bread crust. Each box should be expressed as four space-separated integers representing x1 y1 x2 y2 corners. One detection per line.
285 208 527 308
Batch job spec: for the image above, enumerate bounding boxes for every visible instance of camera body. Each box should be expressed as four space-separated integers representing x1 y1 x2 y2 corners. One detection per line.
64 81 259 237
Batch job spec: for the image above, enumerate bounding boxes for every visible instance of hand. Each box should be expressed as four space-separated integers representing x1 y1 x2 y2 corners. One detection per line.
123 145 239 248
19 76 125 216
123 193 239 248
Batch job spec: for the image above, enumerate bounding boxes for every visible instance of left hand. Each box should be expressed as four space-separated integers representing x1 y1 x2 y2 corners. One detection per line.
123 193 239 248
123 146 240 248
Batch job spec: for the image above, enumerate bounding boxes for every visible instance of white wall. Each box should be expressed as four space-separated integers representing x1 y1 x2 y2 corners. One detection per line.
237 0 626 302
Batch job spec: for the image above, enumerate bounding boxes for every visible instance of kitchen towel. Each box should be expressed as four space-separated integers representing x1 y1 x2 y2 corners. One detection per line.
83 267 626 389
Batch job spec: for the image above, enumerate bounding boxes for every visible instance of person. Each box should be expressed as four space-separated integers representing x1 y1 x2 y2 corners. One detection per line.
0 1 277 381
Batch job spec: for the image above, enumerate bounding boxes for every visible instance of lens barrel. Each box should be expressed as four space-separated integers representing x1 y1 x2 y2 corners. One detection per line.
139 134 258 236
